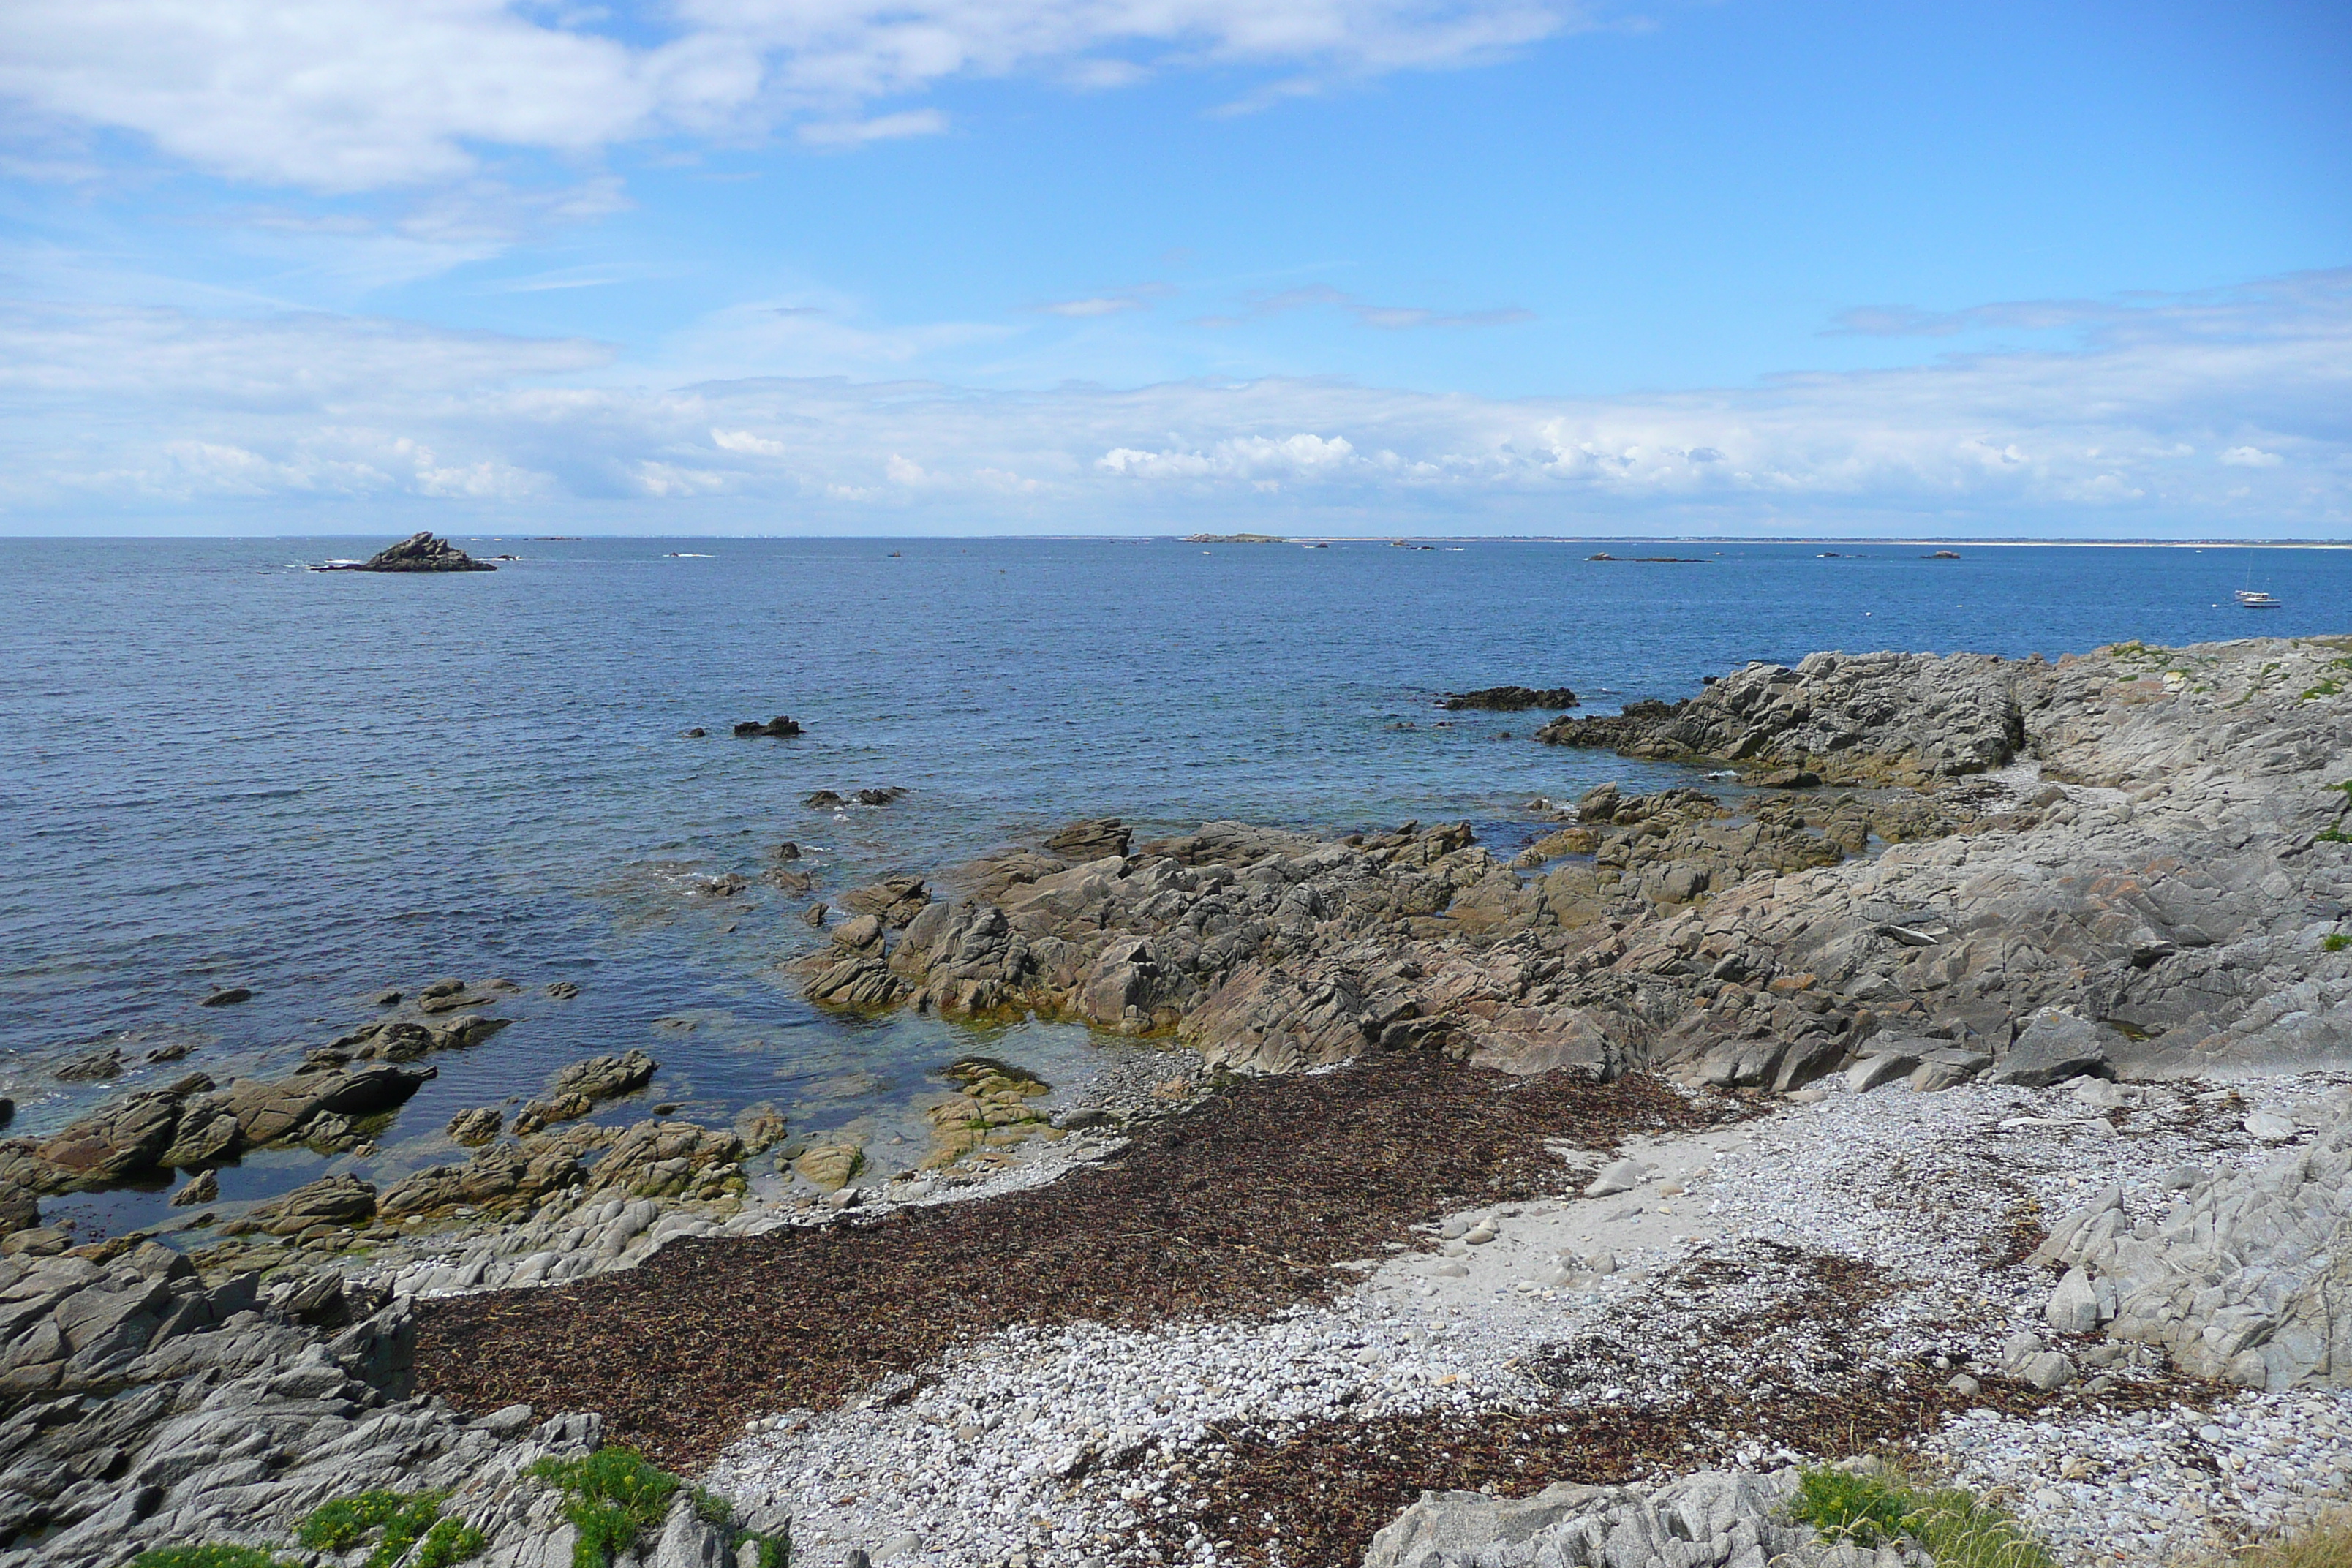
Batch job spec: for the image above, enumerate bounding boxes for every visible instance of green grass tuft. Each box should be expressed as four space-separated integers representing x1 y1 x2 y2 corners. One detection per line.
1789 1468 1913 1547
527 1446 682 1568
413 1517 489 1568
2327 935 2350 953
1789 1466 2057 1568
295 1490 410 1552
131 1550 289 1568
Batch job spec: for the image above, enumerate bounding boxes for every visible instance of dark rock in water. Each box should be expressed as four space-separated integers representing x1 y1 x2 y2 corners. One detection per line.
853 786 908 806
247 1173 377 1235
1437 685 1579 712
0 1180 38 1232
0 1098 12 1132
338 532 496 573
803 903 829 926
1044 818 1131 859
370 988 403 1006
840 875 930 928
200 986 252 1007
544 980 581 1000
683 727 707 738
773 841 802 860
446 1107 503 1146
733 715 803 738
170 1169 218 1207
513 1050 659 1134
1534 698 1687 751
766 866 813 893
54 1048 123 1082
143 1041 190 1063
804 789 845 809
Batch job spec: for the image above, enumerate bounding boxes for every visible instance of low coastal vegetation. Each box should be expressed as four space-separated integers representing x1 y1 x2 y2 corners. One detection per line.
130 1488 482 1568
1789 1466 2056 1568
525 1446 789 1568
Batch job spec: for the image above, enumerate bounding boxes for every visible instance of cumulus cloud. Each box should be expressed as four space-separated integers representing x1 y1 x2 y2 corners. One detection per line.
0 0 1597 191
0 268 2344 533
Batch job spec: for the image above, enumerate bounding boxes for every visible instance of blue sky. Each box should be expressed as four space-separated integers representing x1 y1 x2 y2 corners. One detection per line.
1 0 2346 535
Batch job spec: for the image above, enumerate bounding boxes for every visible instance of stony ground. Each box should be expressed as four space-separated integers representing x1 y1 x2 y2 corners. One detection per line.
12 633 2352 1568
687 1066 2352 1568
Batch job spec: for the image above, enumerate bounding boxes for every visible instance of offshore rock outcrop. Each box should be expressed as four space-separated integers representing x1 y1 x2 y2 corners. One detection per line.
334 532 497 573
804 636 2352 1093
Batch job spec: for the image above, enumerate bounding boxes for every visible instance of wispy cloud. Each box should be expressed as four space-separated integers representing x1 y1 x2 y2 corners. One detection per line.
797 109 950 148
0 0 1602 192
1030 282 1176 318
1192 283 1534 330
0 268 2341 533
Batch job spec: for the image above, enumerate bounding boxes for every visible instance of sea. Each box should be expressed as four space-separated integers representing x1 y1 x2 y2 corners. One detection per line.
5 535 2346 1240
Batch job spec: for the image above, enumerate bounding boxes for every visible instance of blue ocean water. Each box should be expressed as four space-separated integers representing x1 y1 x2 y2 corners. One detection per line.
4 535 2345 1237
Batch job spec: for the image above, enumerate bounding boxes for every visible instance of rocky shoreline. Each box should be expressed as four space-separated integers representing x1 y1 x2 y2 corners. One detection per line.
11 633 2352 1568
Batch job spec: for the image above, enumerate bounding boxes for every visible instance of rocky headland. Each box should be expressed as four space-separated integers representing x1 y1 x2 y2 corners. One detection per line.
15 633 2352 1568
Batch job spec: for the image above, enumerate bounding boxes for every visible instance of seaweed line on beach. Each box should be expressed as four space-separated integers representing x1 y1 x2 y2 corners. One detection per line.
412 1052 1729 1469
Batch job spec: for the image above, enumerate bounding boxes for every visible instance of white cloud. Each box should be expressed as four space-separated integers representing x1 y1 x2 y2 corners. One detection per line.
796 108 949 146
0 0 1597 191
0 267 2343 534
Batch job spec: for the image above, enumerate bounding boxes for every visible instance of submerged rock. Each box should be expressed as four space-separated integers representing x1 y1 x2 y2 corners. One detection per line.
1436 685 1579 712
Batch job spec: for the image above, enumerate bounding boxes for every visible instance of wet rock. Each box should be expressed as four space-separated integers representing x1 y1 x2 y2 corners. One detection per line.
53 1049 122 1082
169 1170 218 1207
3 1093 184 1191
158 1106 241 1170
841 875 931 929
549 1050 658 1103
733 1102 788 1153
246 1173 377 1235
1044 819 1133 859
590 1120 746 1200
732 715 803 737
0 1183 39 1232
200 987 253 1006
803 902 829 927
509 1053 654 1135
224 1063 434 1145
793 1141 866 1192
804 790 845 808
545 980 581 1000
447 1107 505 1147
1436 685 1578 712
381 1136 589 1218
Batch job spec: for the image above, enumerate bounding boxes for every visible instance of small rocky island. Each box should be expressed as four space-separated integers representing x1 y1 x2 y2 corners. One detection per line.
323 532 497 573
